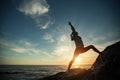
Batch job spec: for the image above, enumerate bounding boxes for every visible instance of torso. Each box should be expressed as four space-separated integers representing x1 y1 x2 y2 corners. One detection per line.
73 36 84 48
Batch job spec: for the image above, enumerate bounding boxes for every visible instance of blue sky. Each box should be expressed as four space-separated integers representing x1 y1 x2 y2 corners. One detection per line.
0 0 120 65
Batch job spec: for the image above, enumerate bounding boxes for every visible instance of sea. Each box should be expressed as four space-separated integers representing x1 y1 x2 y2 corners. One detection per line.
0 65 91 80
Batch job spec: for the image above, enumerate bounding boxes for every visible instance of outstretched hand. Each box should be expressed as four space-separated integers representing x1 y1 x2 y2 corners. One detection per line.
68 21 72 25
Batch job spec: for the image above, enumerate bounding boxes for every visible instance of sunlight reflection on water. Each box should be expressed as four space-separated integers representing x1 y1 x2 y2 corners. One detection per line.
72 64 92 69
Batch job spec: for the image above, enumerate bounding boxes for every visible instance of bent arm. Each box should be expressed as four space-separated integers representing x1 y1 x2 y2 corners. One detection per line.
70 33 74 41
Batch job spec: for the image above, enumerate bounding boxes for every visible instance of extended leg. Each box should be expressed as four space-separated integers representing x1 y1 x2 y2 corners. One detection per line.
82 45 101 54
67 48 80 71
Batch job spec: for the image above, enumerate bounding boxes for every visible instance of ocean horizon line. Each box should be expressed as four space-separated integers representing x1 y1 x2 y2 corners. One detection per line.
0 64 92 66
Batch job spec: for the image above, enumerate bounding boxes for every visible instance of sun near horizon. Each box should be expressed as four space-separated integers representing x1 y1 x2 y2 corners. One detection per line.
0 0 120 67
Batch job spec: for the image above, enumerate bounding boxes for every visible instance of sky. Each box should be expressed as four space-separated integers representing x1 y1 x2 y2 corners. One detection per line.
0 0 120 65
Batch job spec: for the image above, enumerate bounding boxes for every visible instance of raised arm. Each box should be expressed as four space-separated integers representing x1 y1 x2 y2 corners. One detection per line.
68 21 76 32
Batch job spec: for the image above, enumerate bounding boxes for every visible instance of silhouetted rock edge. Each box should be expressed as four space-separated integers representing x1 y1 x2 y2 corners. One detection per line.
40 41 120 80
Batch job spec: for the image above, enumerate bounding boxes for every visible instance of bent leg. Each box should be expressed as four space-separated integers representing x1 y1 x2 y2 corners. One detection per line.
82 45 101 54
67 48 80 70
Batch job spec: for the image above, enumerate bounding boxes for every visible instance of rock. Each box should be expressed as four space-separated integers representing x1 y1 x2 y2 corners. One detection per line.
40 41 120 80
39 68 87 80
88 41 120 80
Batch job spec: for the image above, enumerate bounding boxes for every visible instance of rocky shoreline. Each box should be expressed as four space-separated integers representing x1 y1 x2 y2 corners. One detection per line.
40 41 120 80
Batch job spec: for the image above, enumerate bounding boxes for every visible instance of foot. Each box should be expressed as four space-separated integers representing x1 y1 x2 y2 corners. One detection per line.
66 69 69 72
65 69 70 74
66 68 71 72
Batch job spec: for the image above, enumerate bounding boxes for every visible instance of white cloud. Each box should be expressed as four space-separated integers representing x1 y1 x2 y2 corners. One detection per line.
11 46 52 57
19 40 32 46
85 32 120 46
40 20 51 29
18 0 49 16
52 34 75 60
18 0 53 29
43 33 54 42
0 39 52 57
11 47 27 53
51 32 120 61
97 39 120 48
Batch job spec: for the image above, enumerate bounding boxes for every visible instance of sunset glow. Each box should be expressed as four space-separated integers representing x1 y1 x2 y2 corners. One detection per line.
0 0 119 65
74 57 81 65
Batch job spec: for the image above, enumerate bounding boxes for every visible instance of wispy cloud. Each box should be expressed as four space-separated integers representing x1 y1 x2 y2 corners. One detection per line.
0 39 52 57
19 40 32 46
42 33 54 43
96 39 120 48
52 34 74 60
84 31 120 46
18 0 53 29
51 31 120 60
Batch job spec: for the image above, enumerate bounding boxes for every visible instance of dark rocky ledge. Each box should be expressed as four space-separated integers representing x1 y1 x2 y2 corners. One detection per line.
40 41 120 80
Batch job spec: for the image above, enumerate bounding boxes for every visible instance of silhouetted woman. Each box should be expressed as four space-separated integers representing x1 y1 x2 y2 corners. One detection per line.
68 22 102 70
